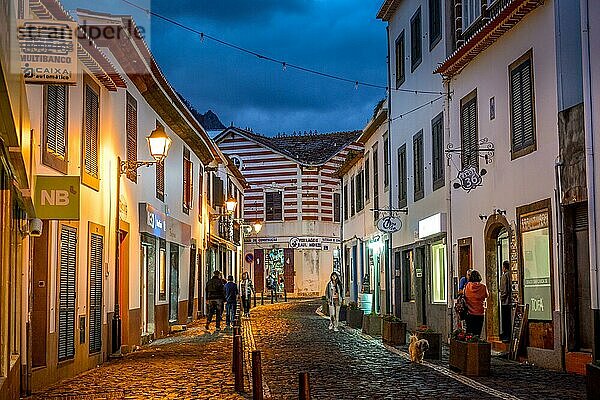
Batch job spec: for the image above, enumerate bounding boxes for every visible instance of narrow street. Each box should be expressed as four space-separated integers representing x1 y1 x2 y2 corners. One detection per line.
29 300 586 400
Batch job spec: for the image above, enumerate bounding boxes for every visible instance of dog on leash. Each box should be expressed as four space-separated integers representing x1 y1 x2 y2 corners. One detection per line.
408 334 429 363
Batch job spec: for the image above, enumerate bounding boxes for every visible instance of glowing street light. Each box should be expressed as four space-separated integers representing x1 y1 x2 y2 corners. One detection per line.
146 125 172 163
225 196 238 214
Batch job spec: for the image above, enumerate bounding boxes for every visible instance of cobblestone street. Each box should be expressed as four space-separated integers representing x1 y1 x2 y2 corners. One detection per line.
28 300 586 399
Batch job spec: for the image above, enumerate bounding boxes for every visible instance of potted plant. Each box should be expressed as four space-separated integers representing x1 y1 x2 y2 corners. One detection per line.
382 315 407 345
448 329 491 376
321 296 329 316
346 302 363 329
587 360 600 400
415 325 442 360
362 312 383 337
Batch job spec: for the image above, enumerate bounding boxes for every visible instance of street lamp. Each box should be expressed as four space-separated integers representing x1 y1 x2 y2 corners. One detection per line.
252 220 263 234
112 126 171 356
225 196 238 214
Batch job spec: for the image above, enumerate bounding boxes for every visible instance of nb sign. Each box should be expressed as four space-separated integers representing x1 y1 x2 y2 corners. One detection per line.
377 216 402 233
41 189 70 206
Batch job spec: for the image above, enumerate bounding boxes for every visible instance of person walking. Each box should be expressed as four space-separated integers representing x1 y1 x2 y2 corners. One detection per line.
205 270 225 332
224 275 239 330
499 261 512 341
464 270 489 337
240 271 255 317
325 272 343 332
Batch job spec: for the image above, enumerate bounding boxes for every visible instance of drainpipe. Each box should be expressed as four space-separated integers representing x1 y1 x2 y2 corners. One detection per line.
386 24 394 317
554 157 567 368
581 0 600 361
443 77 455 335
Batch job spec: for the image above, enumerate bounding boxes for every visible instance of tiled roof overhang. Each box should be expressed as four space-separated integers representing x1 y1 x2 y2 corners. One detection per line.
376 0 402 21
30 0 127 91
434 0 544 77
88 15 216 165
334 150 364 179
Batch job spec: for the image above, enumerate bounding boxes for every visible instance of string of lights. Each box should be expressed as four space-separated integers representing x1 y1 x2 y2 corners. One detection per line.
389 95 445 122
119 0 445 95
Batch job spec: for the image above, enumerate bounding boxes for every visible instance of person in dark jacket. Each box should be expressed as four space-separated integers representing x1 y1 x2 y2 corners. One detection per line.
499 261 512 341
224 275 239 329
205 270 225 331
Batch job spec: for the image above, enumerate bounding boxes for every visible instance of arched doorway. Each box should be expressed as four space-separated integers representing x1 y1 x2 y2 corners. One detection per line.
484 215 511 341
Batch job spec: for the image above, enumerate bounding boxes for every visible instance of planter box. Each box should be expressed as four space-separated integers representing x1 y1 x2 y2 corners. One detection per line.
339 304 347 322
587 363 600 400
416 331 442 360
362 314 382 336
449 339 491 376
346 308 364 329
382 320 407 345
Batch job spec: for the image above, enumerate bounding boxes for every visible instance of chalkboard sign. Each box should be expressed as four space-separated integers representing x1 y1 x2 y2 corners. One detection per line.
509 304 529 360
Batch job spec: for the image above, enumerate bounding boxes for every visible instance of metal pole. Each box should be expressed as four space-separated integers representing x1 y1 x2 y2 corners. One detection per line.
261 291 264 305
112 157 122 354
298 372 311 400
234 335 244 391
252 350 263 400
254 291 257 308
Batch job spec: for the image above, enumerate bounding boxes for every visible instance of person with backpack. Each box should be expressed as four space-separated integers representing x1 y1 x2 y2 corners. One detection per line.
205 270 225 332
224 275 239 330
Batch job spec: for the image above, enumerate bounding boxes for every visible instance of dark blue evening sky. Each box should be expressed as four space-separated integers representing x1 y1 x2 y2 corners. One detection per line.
69 0 388 136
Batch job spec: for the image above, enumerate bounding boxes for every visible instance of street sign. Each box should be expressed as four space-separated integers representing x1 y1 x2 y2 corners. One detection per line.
289 236 322 249
34 176 80 219
376 216 402 233
245 253 254 263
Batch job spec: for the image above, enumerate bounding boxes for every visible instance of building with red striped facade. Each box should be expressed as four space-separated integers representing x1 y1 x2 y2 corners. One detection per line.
215 127 361 296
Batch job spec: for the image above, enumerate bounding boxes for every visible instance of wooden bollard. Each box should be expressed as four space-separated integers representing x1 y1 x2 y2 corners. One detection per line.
234 335 244 392
252 350 263 400
298 372 310 400
232 334 239 373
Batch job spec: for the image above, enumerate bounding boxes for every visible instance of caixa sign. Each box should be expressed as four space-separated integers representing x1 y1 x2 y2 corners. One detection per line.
377 216 402 233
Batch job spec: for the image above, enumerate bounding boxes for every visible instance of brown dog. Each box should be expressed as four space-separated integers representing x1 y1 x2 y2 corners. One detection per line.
408 334 429 363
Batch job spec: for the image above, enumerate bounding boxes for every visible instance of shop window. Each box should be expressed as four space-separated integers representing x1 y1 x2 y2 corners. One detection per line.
402 250 415 301
431 242 447 303
58 225 77 361
265 191 282 221
158 239 167 301
82 78 100 190
520 209 552 321
89 229 103 354
126 92 137 182
43 84 68 173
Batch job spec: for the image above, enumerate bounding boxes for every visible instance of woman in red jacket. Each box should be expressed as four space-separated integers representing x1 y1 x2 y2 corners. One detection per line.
464 270 489 337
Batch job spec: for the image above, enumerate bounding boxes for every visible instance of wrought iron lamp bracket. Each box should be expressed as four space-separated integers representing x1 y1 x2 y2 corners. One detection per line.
445 138 495 164
119 160 156 176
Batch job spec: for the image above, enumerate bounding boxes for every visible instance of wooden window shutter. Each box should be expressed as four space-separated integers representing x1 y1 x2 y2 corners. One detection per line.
84 85 99 179
334 192 341 222
198 166 204 219
183 148 192 213
343 184 348 220
350 176 356 216
413 131 424 201
126 93 137 182
58 225 77 361
411 8 422 71
432 113 445 190
395 31 405 87
89 232 103 354
283 248 295 292
254 249 265 292
398 144 407 208
461 95 478 170
511 56 535 156
43 85 68 174
364 157 370 200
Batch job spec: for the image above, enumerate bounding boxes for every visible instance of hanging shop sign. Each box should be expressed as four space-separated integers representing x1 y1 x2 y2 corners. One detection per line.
377 215 402 233
18 20 77 84
34 175 80 220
